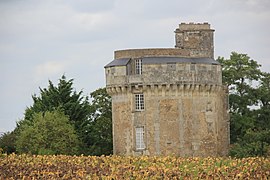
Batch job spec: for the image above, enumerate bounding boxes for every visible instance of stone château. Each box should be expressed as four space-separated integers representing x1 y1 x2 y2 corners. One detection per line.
104 22 229 156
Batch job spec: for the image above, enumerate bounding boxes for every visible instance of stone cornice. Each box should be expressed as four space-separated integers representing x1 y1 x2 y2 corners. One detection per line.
106 83 227 95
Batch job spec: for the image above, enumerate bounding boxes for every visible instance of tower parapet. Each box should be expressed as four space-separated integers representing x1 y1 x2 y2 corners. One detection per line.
178 22 212 30
105 53 222 89
175 22 214 58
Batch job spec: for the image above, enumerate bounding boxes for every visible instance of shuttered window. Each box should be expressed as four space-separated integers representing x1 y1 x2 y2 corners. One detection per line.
136 127 145 150
135 59 142 75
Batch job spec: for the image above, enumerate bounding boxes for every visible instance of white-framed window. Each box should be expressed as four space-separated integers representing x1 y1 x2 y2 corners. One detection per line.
135 127 145 150
135 59 142 75
135 94 144 111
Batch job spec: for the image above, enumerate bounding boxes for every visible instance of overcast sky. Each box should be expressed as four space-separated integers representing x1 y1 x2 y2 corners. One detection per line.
0 0 270 132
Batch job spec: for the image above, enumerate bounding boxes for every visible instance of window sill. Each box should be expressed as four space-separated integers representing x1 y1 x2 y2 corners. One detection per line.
134 109 144 112
135 149 146 152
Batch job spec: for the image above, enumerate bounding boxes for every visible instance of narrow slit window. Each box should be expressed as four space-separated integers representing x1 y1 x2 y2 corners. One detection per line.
135 94 144 111
135 59 142 75
136 127 145 150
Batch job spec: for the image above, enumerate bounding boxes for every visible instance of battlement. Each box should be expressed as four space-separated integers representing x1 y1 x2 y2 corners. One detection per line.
106 83 226 96
174 22 214 58
175 22 213 31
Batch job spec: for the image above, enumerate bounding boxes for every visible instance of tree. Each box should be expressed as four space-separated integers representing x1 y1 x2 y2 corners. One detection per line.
16 110 79 155
217 52 261 143
23 75 90 130
255 72 270 129
10 75 113 155
0 131 17 154
253 72 270 156
17 75 91 153
83 88 113 155
218 52 270 157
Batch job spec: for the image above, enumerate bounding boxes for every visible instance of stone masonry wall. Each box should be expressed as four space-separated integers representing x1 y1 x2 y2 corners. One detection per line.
105 62 222 87
114 48 190 59
106 60 229 156
109 85 229 156
175 22 214 58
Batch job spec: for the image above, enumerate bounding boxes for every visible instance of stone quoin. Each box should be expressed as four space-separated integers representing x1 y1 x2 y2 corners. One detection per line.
104 22 229 156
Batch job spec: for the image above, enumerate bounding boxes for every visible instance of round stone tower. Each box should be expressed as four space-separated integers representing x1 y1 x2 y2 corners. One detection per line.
104 22 229 156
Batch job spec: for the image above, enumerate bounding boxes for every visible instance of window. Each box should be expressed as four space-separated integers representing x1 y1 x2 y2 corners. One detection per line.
135 94 144 111
190 64 195 71
167 63 176 71
126 58 142 75
135 59 142 75
136 127 145 150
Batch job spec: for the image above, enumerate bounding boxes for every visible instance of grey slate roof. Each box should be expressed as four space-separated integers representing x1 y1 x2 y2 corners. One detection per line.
104 58 130 68
104 57 219 68
143 57 219 65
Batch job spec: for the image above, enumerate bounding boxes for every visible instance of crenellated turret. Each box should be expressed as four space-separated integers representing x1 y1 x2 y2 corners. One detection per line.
175 22 214 58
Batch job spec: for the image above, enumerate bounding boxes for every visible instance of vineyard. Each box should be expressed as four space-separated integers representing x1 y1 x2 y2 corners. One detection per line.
0 153 269 179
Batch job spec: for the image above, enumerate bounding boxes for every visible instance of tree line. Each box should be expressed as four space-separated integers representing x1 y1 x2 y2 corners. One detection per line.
0 52 269 157
0 75 112 155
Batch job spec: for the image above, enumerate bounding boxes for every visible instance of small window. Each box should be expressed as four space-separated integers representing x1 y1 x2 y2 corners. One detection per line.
135 59 142 75
136 127 145 150
111 67 115 74
167 63 176 71
135 94 144 111
190 64 195 71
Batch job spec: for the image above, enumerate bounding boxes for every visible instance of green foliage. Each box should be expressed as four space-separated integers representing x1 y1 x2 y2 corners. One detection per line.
217 52 261 143
217 52 261 86
229 129 270 158
255 72 270 129
218 52 270 157
0 131 17 154
83 88 113 155
16 110 79 155
14 76 112 155
16 75 91 154
2 74 113 156
23 75 90 130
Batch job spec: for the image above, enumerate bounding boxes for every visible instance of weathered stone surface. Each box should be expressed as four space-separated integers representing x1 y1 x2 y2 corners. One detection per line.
175 22 214 58
114 48 190 59
105 22 229 157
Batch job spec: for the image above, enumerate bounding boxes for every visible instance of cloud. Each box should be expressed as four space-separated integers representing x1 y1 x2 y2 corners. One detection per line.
0 0 270 133
63 0 116 13
34 61 69 80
